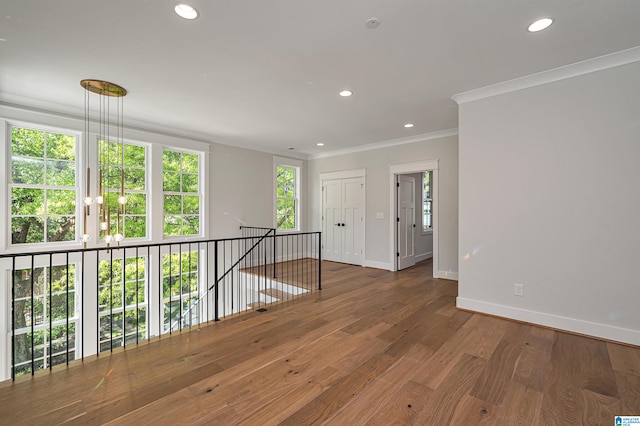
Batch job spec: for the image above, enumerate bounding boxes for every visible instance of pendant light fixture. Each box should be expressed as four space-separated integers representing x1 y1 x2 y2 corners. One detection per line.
81 79 127 247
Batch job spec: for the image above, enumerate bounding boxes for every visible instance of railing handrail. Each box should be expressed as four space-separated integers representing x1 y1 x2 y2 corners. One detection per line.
238 226 274 231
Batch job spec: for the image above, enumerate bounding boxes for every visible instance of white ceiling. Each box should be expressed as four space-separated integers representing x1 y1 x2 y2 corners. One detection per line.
1 1 640 158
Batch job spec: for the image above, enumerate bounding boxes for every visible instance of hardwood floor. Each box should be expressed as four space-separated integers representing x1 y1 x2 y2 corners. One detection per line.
0 260 638 425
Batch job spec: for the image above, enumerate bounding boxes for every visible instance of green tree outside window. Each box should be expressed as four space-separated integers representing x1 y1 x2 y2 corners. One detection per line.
276 166 297 230
12 265 77 377
98 257 147 351
98 141 147 239
162 150 200 237
162 251 199 331
10 127 77 245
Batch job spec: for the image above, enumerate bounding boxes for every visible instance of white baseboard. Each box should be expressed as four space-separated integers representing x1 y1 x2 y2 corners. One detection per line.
436 270 458 280
456 297 640 346
364 260 391 270
416 252 433 263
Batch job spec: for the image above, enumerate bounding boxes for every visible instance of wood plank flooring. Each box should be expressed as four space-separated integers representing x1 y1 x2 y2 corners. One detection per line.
0 259 638 425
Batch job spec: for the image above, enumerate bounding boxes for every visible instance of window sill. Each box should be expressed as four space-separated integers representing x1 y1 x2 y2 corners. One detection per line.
275 229 301 234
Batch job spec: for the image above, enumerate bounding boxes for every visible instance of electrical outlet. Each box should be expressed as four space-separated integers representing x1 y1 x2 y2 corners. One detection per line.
514 283 524 297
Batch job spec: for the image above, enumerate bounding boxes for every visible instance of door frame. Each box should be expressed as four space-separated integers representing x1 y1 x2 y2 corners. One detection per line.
389 160 439 276
320 169 366 265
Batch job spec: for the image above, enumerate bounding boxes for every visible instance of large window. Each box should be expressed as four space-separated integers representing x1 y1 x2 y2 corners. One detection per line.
162 251 199 332
162 150 200 237
2 118 209 381
10 126 78 245
422 171 433 232
98 140 147 240
98 257 147 352
12 264 78 377
275 164 299 231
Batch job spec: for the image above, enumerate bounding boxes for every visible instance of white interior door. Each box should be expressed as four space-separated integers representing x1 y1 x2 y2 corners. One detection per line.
322 176 365 265
341 177 364 265
322 179 342 262
397 175 416 270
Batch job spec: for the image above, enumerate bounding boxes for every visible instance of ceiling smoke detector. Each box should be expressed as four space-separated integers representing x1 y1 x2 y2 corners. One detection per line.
365 18 381 29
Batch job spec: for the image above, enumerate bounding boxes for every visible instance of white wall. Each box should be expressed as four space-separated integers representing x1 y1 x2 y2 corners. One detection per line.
456 60 640 345
209 143 276 238
307 135 458 273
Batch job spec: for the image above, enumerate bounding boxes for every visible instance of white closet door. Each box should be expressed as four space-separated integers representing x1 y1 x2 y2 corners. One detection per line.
322 176 364 265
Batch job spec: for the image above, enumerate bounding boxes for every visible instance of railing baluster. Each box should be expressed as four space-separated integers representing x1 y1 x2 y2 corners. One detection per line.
318 233 322 291
297 234 300 292
179 243 183 331
96 249 100 355
81 250 85 360
30 254 35 375
123 247 126 349
214 240 219 321
188 242 192 329
206 242 210 323
11 257 16 380
263 235 267 297
136 246 139 345
66 252 69 365
49 253 53 370
109 248 113 352
273 230 277 279
157 245 161 340
168 245 172 334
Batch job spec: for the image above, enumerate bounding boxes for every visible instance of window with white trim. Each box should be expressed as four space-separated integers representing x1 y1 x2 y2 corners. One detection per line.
98 257 147 351
275 160 300 231
98 140 148 240
12 263 78 377
3 118 209 381
162 150 201 237
162 250 199 332
10 126 79 245
422 171 433 232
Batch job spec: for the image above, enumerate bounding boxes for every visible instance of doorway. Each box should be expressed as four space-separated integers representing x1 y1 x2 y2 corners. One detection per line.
389 160 439 276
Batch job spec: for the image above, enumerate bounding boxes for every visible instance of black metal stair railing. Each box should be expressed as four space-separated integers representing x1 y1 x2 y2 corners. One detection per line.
0 228 321 381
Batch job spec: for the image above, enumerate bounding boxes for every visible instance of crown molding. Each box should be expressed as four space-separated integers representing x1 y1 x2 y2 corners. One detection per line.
452 45 640 105
308 128 459 160
1 92 455 162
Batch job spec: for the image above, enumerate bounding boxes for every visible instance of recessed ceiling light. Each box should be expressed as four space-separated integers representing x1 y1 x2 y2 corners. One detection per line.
317 143 325 147
339 90 353 97
528 17 553 32
175 4 199 20
404 123 414 128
